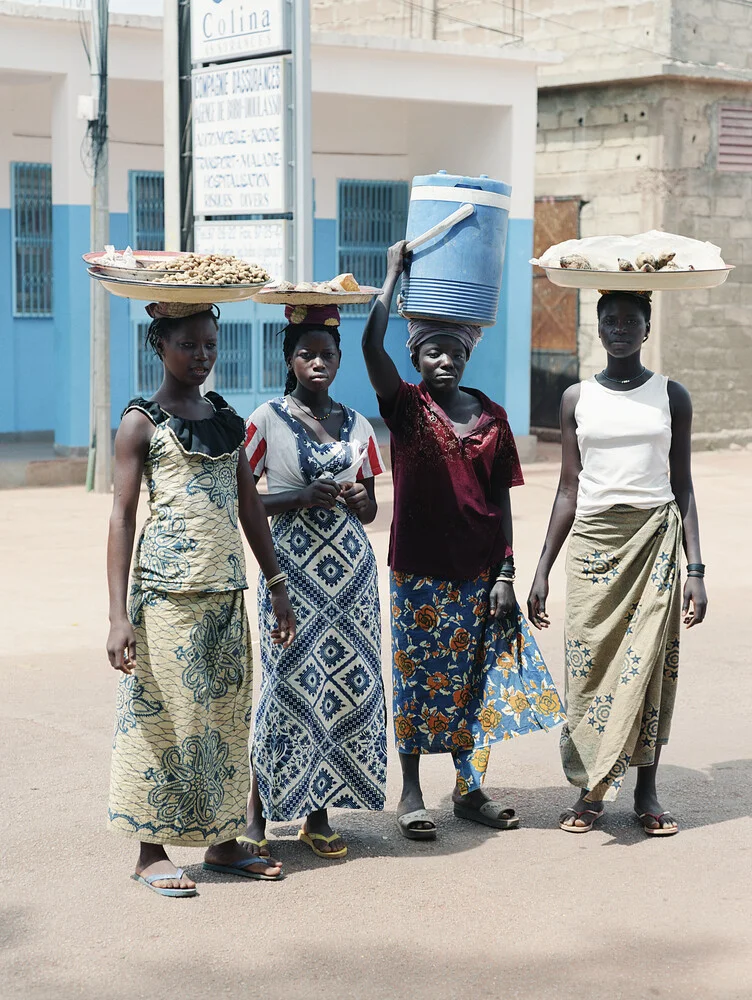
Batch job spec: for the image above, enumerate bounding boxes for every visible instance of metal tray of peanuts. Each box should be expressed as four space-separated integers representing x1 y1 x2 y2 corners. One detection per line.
86 251 271 303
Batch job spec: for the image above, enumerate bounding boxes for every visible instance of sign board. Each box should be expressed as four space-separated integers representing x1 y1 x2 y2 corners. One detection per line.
194 219 290 281
191 0 288 64
192 58 290 216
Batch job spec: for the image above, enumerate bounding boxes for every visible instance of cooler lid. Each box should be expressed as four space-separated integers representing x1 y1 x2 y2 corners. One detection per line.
411 170 511 197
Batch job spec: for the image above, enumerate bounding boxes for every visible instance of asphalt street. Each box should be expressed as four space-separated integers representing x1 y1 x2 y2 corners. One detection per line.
1 450 750 1000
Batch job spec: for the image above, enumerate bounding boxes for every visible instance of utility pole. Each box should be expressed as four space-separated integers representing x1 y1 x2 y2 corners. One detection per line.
88 0 111 493
163 0 181 251
293 0 313 281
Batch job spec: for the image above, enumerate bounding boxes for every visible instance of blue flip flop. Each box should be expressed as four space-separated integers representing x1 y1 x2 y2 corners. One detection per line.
202 855 283 881
131 867 198 897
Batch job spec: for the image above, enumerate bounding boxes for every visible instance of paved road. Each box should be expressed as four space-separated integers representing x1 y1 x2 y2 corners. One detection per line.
1 452 750 1000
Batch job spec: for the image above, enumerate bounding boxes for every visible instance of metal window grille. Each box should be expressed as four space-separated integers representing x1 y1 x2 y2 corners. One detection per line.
135 322 163 396
261 322 286 390
12 162 53 317
135 320 255 395
337 179 409 315
718 105 752 172
215 322 254 393
129 170 165 249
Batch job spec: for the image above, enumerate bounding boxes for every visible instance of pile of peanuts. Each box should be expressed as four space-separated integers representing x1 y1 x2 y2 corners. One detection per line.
147 253 269 286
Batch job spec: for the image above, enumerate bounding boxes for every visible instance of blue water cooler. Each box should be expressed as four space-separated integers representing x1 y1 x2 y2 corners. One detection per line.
400 171 511 327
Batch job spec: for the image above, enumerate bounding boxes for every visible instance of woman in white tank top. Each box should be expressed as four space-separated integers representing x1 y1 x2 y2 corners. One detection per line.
527 290 707 837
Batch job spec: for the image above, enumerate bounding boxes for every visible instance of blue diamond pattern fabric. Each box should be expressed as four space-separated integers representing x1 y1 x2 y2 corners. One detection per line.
254 503 387 821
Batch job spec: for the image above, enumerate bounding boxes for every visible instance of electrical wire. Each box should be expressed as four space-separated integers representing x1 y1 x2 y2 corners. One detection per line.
400 0 522 41
80 0 109 179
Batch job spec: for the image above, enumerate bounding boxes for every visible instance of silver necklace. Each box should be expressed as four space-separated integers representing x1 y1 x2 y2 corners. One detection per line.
291 394 334 422
599 366 646 385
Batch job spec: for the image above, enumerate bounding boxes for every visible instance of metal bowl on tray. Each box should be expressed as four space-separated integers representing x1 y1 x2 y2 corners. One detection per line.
83 250 188 281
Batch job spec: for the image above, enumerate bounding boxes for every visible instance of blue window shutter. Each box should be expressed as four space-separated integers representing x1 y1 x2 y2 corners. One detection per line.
337 179 409 315
128 170 165 250
11 162 53 317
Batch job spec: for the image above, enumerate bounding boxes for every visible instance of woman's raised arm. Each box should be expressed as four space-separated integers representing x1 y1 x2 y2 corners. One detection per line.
362 241 407 405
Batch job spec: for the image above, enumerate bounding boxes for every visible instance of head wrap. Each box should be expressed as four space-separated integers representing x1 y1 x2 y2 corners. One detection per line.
406 319 483 357
285 303 341 327
145 301 214 320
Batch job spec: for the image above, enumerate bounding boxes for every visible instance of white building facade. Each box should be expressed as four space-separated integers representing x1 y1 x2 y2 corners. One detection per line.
0 1 551 451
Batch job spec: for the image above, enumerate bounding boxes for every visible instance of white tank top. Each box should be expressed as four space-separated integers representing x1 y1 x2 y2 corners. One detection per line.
575 373 675 517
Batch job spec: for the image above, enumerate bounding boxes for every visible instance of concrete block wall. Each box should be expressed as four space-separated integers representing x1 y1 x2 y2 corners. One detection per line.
670 0 752 70
536 78 752 446
312 0 671 77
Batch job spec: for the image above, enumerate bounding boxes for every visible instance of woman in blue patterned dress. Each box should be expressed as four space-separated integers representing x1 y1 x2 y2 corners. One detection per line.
242 304 387 860
107 301 295 896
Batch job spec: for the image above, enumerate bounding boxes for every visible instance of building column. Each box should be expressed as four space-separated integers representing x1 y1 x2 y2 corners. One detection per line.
52 72 91 453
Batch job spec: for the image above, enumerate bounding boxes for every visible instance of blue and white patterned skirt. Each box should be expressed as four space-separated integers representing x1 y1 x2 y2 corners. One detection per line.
253 503 387 821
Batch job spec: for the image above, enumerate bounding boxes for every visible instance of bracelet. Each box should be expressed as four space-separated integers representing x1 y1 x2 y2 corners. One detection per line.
496 575 516 584
686 563 705 575
266 572 287 590
686 572 705 579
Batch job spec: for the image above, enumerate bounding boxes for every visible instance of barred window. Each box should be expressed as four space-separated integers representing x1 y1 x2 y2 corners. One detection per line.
12 162 53 317
129 170 165 249
337 179 409 315
215 322 254 393
261 322 286 391
135 320 258 396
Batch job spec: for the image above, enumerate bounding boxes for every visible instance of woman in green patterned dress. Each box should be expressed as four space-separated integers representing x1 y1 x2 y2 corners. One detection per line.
106 301 296 896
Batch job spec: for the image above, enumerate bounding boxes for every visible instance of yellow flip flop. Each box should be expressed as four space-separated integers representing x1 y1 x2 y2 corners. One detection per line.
237 835 271 856
298 829 348 859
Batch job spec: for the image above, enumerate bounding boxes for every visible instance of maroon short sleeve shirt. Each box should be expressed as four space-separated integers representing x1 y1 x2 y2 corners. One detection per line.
379 380 524 581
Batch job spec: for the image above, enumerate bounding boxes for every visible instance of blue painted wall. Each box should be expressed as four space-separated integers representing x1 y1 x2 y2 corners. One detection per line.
0 208 56 435
1 211 533 441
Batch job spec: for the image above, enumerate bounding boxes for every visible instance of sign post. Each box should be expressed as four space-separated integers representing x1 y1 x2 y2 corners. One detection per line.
189 0 310 283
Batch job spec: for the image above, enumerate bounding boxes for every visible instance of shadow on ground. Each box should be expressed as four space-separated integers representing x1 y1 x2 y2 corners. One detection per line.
5 930 749 1000
184 757 752 881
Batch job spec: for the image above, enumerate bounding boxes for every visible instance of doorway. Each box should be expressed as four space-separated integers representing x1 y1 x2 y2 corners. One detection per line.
530 197 581 430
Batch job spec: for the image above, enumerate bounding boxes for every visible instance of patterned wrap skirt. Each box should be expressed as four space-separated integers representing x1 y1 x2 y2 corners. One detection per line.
108 584 253 846
253 504 387 822
390 570 565 756
561 502 682 801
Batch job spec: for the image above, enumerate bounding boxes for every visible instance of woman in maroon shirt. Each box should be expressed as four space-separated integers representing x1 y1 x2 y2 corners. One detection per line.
363 242 564 840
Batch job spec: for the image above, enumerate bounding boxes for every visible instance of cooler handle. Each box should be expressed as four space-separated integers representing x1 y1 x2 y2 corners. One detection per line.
405 203 475 253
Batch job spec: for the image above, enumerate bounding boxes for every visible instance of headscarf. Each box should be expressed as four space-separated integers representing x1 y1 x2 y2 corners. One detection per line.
406 319 483 358
285 303 340 327
145 301 214 320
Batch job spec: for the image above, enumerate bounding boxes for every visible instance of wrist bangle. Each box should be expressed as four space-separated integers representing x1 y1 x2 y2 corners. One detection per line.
266 572 287 590
496 575 516 584
686 563 705 574
686 572 705 579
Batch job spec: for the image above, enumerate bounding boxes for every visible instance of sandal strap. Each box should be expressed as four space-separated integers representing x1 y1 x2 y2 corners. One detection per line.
479 801 515 820
142 867 184 885
302 831 341 844
398 809 436 829
639 811 675 824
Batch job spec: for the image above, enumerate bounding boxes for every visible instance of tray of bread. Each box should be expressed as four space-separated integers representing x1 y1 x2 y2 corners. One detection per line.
531 230 733 291
86 250 271 303
253 273 381 305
